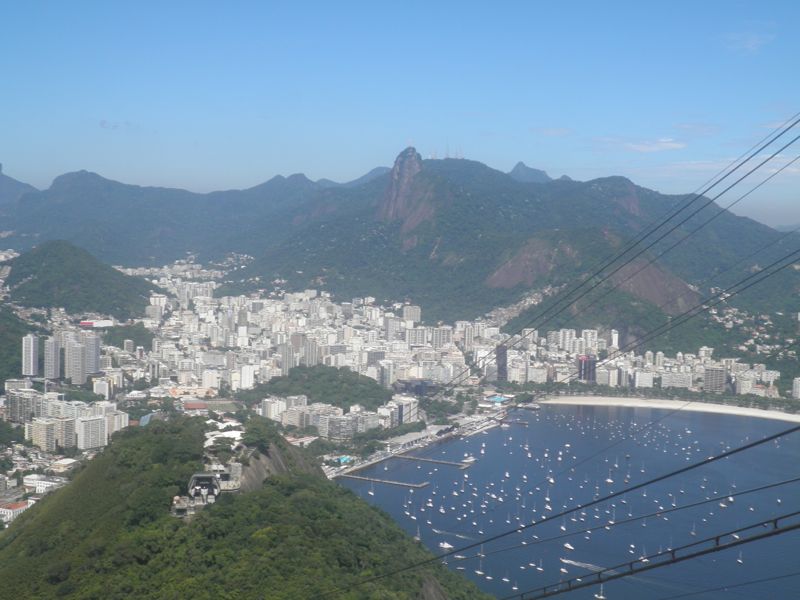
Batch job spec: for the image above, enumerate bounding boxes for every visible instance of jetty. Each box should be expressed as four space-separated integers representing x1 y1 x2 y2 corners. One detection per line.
394 455 471 469
499 418 529 426
336 473 429 489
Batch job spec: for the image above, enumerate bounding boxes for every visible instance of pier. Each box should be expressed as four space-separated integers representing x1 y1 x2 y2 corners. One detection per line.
336 473 429 488
499 418 529 426
394 455 472 469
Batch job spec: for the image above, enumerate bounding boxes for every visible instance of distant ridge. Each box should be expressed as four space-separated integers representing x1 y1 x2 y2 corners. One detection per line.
1 148 797 330
317 166 391 188
0 163 37 205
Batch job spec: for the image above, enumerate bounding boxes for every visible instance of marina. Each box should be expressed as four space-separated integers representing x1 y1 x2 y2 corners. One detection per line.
339 402 800 599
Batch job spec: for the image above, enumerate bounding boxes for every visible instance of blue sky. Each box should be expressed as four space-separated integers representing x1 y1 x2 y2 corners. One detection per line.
1 1 797 225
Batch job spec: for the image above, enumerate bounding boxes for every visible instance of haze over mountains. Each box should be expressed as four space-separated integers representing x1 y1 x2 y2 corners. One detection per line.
2 149 797 326
0 163 37 205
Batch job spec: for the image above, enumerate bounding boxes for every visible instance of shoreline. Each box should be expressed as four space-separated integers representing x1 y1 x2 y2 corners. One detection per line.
539 395 800 423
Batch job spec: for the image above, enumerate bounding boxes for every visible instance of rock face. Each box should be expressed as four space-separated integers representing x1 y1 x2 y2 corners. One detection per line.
377 147 436 235
239 440 322 493
379 147 423 221
486 237 574 288
608 258 700 315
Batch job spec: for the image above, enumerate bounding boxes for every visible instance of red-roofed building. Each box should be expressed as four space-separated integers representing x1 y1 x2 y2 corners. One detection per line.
0 501 30 524
182 401 208 416
183 401 207 410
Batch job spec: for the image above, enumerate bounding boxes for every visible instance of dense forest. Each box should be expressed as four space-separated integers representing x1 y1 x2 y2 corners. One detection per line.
102 322 155 350
6 240 156 320
0 417 488 599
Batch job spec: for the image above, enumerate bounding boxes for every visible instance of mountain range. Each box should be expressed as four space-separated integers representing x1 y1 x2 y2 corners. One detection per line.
1 150 797 334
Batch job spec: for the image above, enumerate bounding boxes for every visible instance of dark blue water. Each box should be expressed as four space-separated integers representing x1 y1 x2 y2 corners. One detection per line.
339 405 800 598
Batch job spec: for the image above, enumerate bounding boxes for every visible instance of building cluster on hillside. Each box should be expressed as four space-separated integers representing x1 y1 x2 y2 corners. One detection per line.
258 393 419 443
20 329 121 398
0 444 76 527
1 380 129 451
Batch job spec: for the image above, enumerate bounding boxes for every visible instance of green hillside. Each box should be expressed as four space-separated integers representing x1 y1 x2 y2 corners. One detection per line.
102 322 155 350
235 365 392 411
6 240 157 320
0 307 36 388
0 418 488 600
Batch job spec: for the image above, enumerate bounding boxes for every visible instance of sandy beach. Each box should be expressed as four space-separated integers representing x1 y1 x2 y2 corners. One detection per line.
540 395 800 423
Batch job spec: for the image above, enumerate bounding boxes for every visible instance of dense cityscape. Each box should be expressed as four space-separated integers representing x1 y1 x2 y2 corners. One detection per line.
2 255 798 528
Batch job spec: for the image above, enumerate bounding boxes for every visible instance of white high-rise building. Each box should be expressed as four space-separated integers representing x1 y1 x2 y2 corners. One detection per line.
581 329 598 352
262 398 287 421
430 326 453 349
240 365 256 390
792 377 800 400
53 417 76 449
402 305 421 323
82 332 101 374
93 379 111 400
65 341 87 385
22 334 39 377
76 415 107 450
405 327 427 346
28 417 56 452
610 329 619 348
105 410 129 438
44 336 61 379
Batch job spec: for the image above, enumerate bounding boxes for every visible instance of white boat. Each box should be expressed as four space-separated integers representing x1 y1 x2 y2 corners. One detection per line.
563 542 575 551
438 541 454 549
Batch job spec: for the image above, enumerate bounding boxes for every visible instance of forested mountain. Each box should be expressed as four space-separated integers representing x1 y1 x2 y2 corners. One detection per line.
0 418 489 600
2 149 797 330
5 241 157 320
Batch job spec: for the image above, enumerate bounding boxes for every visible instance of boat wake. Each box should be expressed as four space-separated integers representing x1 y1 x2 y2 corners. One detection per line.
431 527 475 540
560 558 618 575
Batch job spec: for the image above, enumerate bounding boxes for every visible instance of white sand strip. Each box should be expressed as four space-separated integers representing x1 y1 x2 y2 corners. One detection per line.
539 395 800 423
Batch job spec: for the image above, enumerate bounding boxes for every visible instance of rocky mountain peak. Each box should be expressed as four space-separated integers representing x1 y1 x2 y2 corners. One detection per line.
378 147 424 222
508 161 551 183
